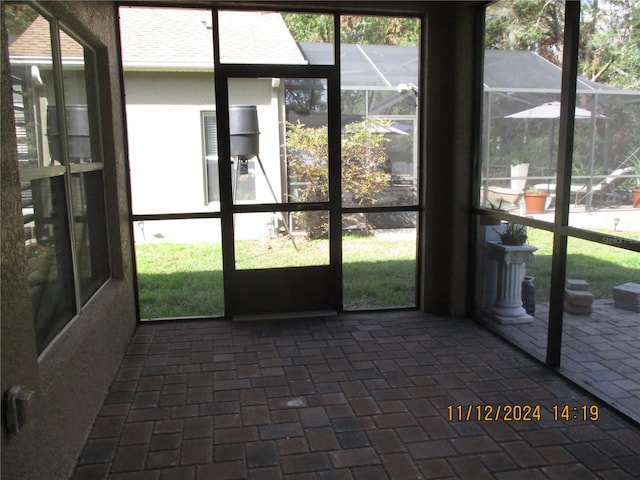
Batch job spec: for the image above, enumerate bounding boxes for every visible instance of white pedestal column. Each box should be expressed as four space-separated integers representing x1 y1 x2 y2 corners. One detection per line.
486 242 537 324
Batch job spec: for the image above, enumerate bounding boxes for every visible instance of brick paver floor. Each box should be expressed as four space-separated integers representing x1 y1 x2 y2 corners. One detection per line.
71 311 640 479
485 298 640 423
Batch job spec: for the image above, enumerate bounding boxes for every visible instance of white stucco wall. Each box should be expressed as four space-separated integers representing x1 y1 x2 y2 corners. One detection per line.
125 72 215 215
124 71 284 241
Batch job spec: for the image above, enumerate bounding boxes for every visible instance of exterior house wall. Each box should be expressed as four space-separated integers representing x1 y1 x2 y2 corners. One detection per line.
127 72 284 241
229 77 286 239
1 3 136 480
126 71 217 215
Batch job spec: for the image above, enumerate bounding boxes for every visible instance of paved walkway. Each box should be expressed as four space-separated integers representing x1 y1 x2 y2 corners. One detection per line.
71 311 640 479
485 299 640 425
530 205 640 233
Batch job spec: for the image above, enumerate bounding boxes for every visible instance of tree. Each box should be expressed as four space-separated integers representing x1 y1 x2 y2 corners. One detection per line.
281 13 334 43
3 3 38 37
484 0 565 65
286 120 391 239
339 15 419 46
282 13 419 46
580 0 640 89
484 0 639 89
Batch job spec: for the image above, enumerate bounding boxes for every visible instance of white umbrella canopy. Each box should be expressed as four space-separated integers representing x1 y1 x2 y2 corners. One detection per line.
504 102 606 182
505 101 605 119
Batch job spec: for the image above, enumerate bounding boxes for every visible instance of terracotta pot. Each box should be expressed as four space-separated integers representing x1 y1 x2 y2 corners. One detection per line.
633 188 640 208
524 192 548 214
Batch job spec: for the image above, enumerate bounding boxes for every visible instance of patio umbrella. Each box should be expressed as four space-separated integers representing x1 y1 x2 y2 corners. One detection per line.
504 101 604 119
504 101 605 181
369 123 411 135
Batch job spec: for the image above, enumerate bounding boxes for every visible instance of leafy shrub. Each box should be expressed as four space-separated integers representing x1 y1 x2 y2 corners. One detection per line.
286 119 391 239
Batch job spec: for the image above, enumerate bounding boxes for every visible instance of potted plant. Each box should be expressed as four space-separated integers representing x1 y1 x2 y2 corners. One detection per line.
480 199 505 225
523 186 549 214
495 222 527 246
628 153 640 208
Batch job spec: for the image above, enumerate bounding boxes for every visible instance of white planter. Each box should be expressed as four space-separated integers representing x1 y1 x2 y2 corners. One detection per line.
510 163 529 192
485 241 537 324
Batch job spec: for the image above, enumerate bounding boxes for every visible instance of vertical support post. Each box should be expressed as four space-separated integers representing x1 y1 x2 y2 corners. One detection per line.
211 9 235 318
482 91 491 206
547 1 581 368
586 93 598 210
329 13 342 311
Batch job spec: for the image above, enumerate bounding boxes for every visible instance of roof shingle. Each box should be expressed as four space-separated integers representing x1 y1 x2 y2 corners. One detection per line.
118 7 306 69
10 7 306 69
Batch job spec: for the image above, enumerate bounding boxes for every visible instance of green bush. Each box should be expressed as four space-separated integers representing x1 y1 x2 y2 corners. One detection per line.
286 119 391 238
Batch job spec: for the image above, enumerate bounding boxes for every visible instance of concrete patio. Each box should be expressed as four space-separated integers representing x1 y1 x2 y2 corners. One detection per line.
531 204 640 233
71 311 640 479
484 298 640 426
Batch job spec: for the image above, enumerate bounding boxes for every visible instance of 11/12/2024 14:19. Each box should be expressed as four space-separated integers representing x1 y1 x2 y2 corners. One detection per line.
446 404 600 422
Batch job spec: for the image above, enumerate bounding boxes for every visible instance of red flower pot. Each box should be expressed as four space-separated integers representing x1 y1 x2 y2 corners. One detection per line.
524 192 549 214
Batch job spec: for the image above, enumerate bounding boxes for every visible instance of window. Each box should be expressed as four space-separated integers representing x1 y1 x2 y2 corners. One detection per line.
8 3 110 353
202 110 255 203
476 1 640 423
339 15 420 309
202 112 220 203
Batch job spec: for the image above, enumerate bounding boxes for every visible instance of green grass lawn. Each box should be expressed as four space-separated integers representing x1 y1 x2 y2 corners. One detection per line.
135 242 224 319
525 228 640 302
342 234 416 310
135 234 417 318
135 229 637 318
